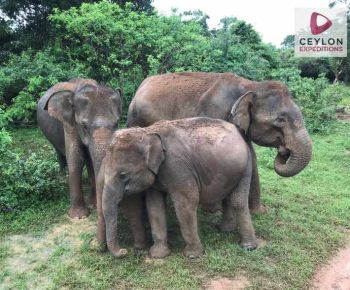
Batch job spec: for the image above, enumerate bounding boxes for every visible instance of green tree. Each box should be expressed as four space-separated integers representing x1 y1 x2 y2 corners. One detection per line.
49 1 210 104
0 0 154 63
281 34 295 49
208 17 279 80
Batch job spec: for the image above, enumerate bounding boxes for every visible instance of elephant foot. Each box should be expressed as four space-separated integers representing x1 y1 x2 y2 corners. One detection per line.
249 205 266 215
240 238 258 251
134 247 148 256
134 237 147 251
218 222 236 232
68 206 90 219
201 202 222 213
184 244 204 258
150 243 170 258
134 241 148 256
85 194 97 209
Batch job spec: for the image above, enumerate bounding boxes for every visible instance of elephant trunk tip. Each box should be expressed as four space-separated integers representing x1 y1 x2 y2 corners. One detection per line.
274 130 312 177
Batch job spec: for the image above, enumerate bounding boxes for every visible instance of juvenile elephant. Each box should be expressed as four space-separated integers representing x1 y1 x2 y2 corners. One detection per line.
128 72 313 212
37 78 122 218
97 117 257 258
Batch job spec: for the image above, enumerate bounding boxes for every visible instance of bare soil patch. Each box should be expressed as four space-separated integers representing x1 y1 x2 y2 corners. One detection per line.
310 240 350 290
336 112 350 122
205 275 250 290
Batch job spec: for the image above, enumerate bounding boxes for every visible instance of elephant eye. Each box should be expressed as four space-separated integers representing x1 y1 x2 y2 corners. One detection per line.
274 116 286 127
119 171 129 181
81 120 89 131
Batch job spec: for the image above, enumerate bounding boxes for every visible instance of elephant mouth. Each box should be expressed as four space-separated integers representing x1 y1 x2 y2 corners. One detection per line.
276 145 290 164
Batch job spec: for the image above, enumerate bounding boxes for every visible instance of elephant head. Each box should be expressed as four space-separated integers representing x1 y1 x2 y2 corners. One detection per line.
229 82 312 177
102 129 164 257
43 79 122 174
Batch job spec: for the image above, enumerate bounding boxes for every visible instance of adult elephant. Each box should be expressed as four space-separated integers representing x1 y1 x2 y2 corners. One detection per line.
37 78 122 219
127 72 313 212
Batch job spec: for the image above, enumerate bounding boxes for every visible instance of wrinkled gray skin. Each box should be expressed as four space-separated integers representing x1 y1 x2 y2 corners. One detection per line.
37 79 122 218
123 72 313 253
128 72 313 210
98 118 258 258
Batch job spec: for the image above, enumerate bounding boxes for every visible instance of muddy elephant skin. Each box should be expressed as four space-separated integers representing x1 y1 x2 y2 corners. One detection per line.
97 117 257 258
37 78 122 219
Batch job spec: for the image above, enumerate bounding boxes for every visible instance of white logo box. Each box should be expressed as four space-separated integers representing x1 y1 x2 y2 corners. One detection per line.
295 8 347 58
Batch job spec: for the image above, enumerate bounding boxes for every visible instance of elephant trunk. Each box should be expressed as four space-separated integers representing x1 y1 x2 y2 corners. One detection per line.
274 128 312 177
89 128 114 176
102 185 128 258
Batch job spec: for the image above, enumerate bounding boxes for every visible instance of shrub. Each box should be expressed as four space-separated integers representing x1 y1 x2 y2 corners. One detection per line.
270 67 347 133
0 50 85 127
0 129 67 211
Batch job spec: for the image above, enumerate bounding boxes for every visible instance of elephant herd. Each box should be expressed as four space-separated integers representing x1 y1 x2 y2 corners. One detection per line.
37 72 312 258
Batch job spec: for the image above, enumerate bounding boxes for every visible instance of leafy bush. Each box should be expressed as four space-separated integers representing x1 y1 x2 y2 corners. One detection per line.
286 75 330 132
0 129 66 211
0 50 85 126
271 67 350 132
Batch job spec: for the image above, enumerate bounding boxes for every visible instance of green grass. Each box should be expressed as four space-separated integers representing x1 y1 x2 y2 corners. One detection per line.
8 127 48 155
1 122 349 289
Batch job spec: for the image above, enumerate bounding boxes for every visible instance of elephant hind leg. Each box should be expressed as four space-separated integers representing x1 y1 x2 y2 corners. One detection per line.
219 197 236 232
55 148 67 172
232 150 257 250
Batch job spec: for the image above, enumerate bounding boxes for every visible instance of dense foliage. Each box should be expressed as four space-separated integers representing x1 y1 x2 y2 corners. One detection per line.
0 0 153 63
0 129 66 211
0 0 348 131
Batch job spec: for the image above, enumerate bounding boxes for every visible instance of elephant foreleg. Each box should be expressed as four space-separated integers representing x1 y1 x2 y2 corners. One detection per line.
96 161 106 251
170 185 203 258
248 143 265 214
146 188 170 258
65 132 89 219
121 195 147 251
86 156 96 208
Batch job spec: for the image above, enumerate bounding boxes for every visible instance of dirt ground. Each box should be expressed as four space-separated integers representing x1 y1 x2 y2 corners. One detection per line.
310 241 350 290
204 240 350 290
205 276 250 290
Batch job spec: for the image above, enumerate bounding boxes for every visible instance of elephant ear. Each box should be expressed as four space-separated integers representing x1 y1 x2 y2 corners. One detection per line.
229 91 255 134
43 82 77 132
146 133 165 175
115 88 122 97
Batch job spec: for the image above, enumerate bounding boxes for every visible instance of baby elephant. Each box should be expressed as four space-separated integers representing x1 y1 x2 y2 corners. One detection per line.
97 117 257 258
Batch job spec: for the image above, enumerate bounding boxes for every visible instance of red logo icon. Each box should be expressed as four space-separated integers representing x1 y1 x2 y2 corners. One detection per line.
310 12 332 35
